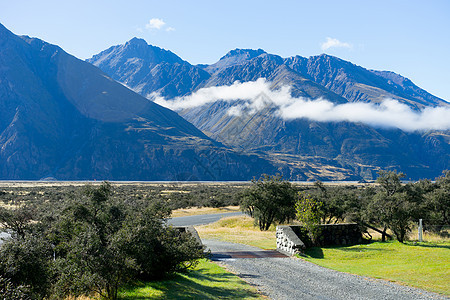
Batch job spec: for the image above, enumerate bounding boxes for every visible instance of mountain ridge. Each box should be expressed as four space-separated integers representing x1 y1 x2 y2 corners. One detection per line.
87 38 450 180
0 24 277 180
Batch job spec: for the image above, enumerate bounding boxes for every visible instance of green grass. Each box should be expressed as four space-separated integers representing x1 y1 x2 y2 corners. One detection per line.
301 241 450 295
118 259 263 299
196 216 276 250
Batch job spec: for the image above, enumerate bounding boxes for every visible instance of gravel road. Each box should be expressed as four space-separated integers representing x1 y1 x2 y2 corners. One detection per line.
204 239 447 300
168 211 243 226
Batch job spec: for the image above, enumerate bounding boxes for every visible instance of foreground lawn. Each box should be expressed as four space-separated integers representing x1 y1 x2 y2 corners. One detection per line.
118 259 263 299
302 241 450 295
196 215 276 250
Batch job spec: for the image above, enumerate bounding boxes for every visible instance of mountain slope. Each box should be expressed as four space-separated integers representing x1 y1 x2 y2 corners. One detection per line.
89 41 450 180
0 24 275 180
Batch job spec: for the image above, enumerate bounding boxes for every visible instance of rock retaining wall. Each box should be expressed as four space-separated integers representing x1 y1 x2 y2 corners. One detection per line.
174 226 203 248
277 224 363 256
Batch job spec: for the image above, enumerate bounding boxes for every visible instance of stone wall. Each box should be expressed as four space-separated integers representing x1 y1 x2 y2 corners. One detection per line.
276 226 306 256
277 223 363 256
174 226 203 248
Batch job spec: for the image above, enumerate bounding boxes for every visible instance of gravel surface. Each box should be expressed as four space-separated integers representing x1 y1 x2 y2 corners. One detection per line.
204 239 448 300
168 211 243 226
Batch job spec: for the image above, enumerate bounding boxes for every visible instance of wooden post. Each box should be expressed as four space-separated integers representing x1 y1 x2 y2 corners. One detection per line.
418 219 423 242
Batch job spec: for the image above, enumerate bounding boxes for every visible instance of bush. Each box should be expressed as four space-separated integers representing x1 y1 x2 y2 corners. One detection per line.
0 275 31 300
0 182 204 300
0 234 53 299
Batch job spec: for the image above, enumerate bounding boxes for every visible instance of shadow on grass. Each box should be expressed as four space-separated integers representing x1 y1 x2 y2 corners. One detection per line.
185 267 241 283
304 247 324 258
304 241 397 259
119 267 261 299
406 242 450 250
333 246 392 252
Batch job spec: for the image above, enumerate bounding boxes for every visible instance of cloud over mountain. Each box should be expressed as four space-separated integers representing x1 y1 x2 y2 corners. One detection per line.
146 18 166 30
144 18 174 31
321 37 352 51
153 78 450 132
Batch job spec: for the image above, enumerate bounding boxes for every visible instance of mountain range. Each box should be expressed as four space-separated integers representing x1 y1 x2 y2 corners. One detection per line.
0 24 275 180
1 22 448 181
88 38 449 180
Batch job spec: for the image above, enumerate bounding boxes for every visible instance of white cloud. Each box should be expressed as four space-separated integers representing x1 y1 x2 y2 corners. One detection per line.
166 27 176 32
321 37 352 51
151 78 450 132
146 18 166 30
227 105 244 117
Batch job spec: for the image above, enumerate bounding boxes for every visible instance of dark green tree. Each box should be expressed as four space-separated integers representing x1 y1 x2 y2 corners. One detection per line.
0 275 31 300
423 171 450 231
0 234 53 299
0 206 34 239
240 175 296 231
50 182 131 300
311 182 358 224
368 170 418 243
49 182 204 300
116 200 203 281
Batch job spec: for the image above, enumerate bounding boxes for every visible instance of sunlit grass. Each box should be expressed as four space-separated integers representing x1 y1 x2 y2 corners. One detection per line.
196 215 276 250
118 259 263 299
171 206 240 218
301 240 450 295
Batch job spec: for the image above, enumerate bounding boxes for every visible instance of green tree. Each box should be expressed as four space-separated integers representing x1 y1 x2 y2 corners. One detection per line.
49 182 204 300
0 234 53 299
240 175 296 231
423 171 450 231
0 206 34 239
50 182 131 300
311 182 358 224
295 193 323 243
116 200 203 281
0 275 31 300
368 170 418 243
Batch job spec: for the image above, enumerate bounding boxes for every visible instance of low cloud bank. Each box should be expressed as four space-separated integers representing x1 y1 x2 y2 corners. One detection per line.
152 78 450 132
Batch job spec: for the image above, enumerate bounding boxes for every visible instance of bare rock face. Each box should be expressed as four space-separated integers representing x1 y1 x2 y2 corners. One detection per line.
0 23 276 180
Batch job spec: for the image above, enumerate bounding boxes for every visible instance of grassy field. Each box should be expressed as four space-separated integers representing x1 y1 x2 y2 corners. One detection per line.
171 206 240 217
302 241 450 295
118 259 263 299
196 215 277 250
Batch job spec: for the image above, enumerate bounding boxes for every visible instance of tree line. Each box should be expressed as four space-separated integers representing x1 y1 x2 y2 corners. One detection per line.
0 182 203 300
0 182 244 211
241 171 449 243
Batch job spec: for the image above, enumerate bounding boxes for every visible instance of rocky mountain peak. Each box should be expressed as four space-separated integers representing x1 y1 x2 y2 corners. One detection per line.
87 38 184 70
125 37 148 47
205 48 268 74
222 48 267 60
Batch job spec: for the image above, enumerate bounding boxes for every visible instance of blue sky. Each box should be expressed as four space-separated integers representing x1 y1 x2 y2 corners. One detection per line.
1 0 449 101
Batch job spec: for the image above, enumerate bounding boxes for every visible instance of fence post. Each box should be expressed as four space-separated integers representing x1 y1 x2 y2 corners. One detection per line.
418 219 423 242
